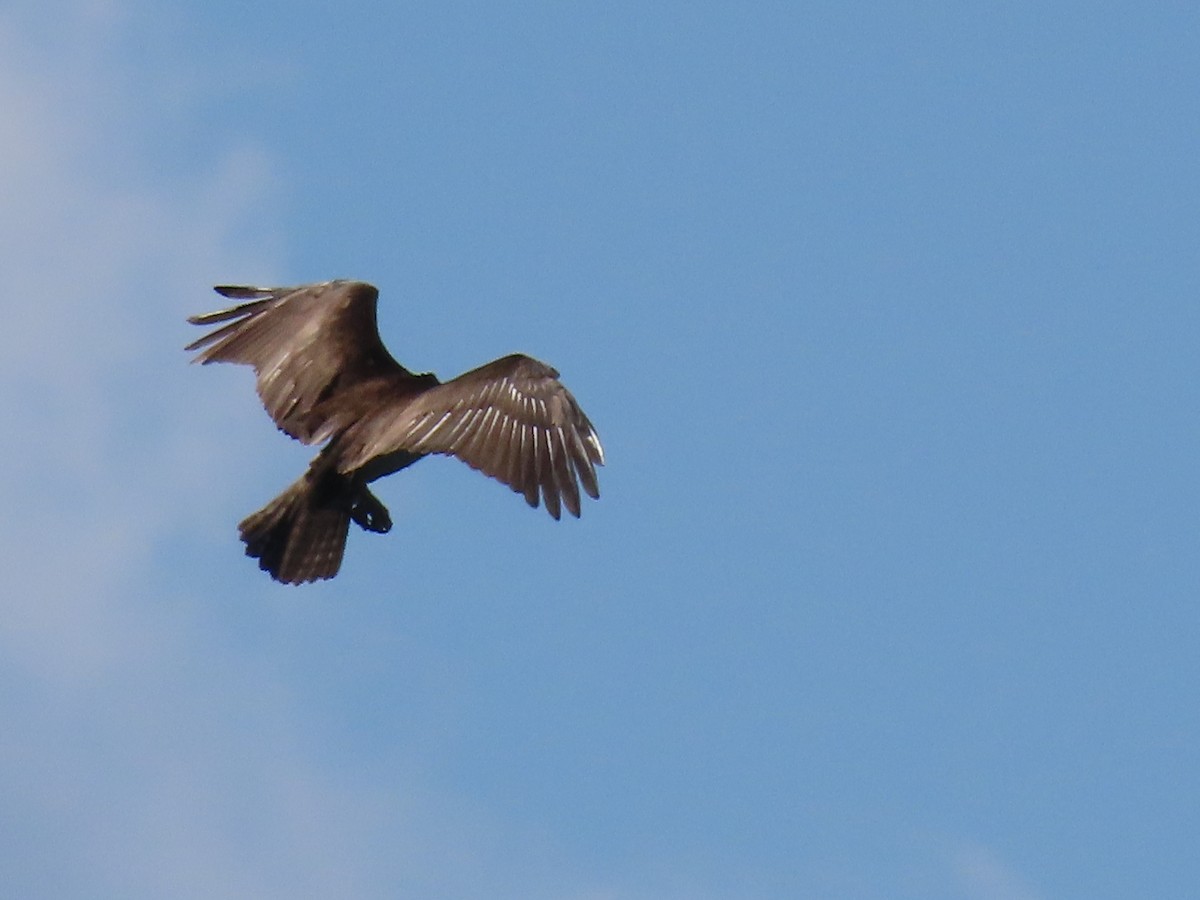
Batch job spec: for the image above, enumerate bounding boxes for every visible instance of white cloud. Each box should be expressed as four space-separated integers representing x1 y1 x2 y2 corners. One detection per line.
953 841 1043 900
0 2 277 683
0 4 402 897
0 6 655 899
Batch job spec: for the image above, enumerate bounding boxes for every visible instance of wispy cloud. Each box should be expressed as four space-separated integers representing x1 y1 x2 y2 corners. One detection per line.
953 840 1043 900
0 4 422 897
0 2 278 684
0 6 664 898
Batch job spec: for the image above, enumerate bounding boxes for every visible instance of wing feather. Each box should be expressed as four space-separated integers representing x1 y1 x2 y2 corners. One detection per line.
186 281 423 443
549 427 579 518
568 425 601 500
520 426 540 508
340 354 603 518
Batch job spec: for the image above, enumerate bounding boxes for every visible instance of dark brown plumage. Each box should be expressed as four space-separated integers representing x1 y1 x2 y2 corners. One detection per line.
187 280 604 584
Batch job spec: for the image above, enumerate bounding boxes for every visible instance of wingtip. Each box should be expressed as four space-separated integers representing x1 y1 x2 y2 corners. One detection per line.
185 307 241 327
213 284 272 299
589 432 606 466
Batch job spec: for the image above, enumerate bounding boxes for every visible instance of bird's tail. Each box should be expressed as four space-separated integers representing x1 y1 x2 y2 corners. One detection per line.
238 472 353 584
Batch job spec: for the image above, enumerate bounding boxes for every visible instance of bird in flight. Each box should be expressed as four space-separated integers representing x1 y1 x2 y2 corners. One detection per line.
187 280 604 584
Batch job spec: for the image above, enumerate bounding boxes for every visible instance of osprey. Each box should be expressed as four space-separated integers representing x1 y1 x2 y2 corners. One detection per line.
187 281 603 584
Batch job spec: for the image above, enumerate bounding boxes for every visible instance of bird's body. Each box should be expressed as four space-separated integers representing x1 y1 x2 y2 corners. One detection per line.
187 280 603 583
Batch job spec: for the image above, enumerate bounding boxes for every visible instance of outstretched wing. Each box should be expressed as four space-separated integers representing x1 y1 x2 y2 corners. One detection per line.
339 354 604 519
186 281 423 443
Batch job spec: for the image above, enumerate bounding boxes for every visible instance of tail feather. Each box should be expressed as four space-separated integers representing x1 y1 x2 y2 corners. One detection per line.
238 477 352 584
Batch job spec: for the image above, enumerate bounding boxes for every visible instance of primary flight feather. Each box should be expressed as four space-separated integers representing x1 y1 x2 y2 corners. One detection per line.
187 280 604 584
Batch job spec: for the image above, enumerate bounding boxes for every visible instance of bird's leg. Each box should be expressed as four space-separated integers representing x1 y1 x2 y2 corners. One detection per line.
350 485 392 533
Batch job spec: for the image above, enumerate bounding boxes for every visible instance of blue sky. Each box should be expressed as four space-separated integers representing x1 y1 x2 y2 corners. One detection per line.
2 1 1198 897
